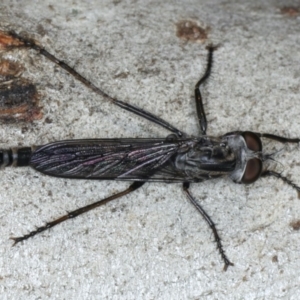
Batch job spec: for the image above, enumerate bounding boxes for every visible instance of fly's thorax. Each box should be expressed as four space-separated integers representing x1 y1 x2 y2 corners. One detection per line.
222 132 263 184
173 137 236 179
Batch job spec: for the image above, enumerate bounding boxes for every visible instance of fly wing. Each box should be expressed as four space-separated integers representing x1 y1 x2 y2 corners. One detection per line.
30 138 188 181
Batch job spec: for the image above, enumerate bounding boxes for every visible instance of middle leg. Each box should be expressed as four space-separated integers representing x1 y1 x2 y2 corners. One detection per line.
194 45 218 135
183 182 233 270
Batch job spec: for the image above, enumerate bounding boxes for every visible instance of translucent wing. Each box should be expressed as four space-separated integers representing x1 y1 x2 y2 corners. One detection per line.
30 138 192 182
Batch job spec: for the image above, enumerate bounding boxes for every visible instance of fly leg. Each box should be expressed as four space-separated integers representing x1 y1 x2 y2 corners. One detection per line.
261 171 300 193
5 31 184 137
11 181 144 244
194 45 219 135
255 133 300 144
183 182 234 270
257 133 300 193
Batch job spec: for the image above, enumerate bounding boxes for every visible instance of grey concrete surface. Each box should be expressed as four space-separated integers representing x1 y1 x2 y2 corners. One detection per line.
0 0 300 299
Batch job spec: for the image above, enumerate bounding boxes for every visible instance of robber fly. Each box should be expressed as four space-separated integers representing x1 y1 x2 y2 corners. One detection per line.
1 31 300 270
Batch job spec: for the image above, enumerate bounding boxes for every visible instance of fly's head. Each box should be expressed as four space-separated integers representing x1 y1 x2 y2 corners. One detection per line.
222 131 263 184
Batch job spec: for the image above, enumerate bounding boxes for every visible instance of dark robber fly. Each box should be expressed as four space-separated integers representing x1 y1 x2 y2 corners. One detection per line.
2 31 300 270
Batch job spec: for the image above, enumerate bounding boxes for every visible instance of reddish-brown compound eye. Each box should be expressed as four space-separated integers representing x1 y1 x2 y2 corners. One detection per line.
242 132 262 152
242 158 262 184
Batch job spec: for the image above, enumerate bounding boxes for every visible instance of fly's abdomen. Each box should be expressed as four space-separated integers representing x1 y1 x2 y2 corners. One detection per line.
0 147 32 168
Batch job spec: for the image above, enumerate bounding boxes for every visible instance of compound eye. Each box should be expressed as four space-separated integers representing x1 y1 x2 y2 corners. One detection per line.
242 158 262 184
242 132 262 152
